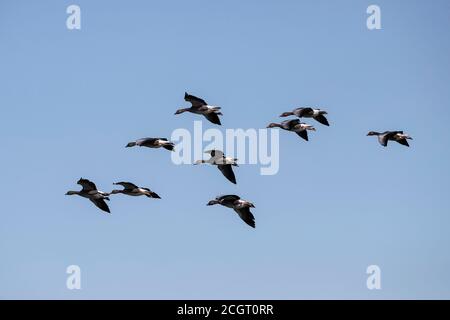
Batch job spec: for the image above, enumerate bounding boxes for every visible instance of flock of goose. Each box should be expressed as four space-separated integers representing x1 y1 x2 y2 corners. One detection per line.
66 92 413 228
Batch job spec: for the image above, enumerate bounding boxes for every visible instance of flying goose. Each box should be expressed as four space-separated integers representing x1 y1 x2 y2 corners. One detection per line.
194 150 238 184
367 131 413 147
175 92 222 125
111 182 161 199
280 107 329 126
267 119 316 141
207 195 256 228
66 178 111 213
126 138 174 151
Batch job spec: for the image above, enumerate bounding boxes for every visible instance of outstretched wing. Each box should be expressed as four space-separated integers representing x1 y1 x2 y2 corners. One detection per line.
185 92 207 107
282 119 300 129
217 164 237 184
141 188 161 199
296 130 308 141
90 198 111 213
396 139 410 147
203 112 221 125
138 138 158 147
297 107 314 117
79 178 97 192
385 131 403 139
314 114 329 126
233 207 256 228
378 134 389 146
114 182 138 190
218 195 241 202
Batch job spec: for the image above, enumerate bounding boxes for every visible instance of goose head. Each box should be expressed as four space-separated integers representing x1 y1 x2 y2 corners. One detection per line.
267 123 281 128
207 199 220 206
367 131 379 136
174 108 187 115
279 112 294 117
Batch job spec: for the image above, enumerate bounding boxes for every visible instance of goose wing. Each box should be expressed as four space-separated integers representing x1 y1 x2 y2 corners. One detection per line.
281 119 300 129
90 198 111 213
314 114 329 126
185 92 207 107
114 182 138 190
217 164 237 184
378 131 402 147
218 195 241 202
233 206 256 228
78 178 97 192
138 138 158 147
386 131 403 138
297 107 314 117
203 112 221 125
140 188 161 199
377 133 390 146
396 139 410 147
296 130 309 141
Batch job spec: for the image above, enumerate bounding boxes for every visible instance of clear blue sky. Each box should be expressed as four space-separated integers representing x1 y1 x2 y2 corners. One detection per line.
1 0 450 299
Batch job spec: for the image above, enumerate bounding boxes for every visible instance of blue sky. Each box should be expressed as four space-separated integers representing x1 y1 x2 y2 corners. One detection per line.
1 0 450 299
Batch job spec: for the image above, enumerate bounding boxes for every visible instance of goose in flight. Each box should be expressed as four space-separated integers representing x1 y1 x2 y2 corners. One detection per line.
111 182 161 199
194 150 238 184
175 92 222 125
207 195 256 228
367 131 413 147
126 138 174 151
66 178 111 213
280 107 329 126
267 119 316 141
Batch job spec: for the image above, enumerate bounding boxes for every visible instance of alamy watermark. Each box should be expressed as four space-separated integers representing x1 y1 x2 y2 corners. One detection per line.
367 5 381 30
66 265 81 290
66 5 81 30
171 121 280 176
366 265 381 290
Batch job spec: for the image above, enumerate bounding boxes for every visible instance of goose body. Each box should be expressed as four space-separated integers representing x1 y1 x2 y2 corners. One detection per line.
175 92 222 125
111 182 161 198
126 138 174 151
267 119 316 141
367 131 413 147
280 107 329 126
66 178 111 213
207 195 256 228
194 150 238 184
